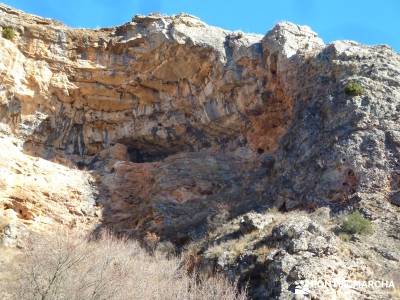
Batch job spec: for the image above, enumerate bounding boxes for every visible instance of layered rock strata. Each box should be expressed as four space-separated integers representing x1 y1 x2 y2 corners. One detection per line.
1 4 400 299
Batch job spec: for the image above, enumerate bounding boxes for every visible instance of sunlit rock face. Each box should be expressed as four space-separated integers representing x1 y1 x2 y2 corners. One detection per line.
0 4 327 237
1 4 400 299
0 4 325 158
0 135 98 245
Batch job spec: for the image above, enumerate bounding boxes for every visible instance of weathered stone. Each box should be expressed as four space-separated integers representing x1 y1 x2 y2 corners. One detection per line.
0 4 400 300
390 192 400 207
0 134 98 236
239 216 257 234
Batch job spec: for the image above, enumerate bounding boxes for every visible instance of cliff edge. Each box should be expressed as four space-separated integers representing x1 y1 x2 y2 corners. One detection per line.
0 4 399 299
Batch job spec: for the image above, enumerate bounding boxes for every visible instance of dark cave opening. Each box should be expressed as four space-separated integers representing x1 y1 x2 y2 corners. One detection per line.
127 146 172 163
124 139 191 163
257 148 265 154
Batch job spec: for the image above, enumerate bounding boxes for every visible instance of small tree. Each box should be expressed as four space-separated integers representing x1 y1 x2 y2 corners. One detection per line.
344 81 364 96
341 211 373 235
2 27 15 40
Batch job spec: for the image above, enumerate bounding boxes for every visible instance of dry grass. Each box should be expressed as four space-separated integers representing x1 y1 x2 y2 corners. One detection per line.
203 209 289 265
2 231 246 300
255 245 272 260
204 229 262 265
0 217 7 234
391 287 400 299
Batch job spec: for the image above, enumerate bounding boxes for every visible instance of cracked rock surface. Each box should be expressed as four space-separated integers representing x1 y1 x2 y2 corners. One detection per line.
0 4 400 299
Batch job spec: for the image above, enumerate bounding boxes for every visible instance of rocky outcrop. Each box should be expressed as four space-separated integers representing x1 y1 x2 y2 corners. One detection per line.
0 134 98 245
196 208 400 299
0 4 327 159
1 4 400 299
0 3 325 239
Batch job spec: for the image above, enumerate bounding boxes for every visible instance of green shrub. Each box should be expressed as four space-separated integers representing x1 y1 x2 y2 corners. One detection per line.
82 34 90 46
2 27 15 40
341 212 373 235
344 81 364 96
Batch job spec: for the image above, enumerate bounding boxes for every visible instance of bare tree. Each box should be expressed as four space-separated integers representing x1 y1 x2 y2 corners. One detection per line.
6 231 246 300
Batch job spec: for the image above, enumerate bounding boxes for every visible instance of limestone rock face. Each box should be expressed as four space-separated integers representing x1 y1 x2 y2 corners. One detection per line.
1 4 400 299
0 5 266 156
0 135 98 236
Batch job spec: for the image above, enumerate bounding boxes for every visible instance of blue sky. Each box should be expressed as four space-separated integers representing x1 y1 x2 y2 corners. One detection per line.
2 0 399 51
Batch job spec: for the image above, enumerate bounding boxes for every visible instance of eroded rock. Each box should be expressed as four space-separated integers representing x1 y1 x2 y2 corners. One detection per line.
0 4 399 299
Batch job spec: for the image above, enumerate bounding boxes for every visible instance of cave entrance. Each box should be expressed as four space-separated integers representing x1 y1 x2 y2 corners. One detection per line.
127 146 172 163
118 137 186 163
118 139 185 163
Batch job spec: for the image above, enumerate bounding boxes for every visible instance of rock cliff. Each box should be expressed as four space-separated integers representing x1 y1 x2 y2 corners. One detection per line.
0 4 399 299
